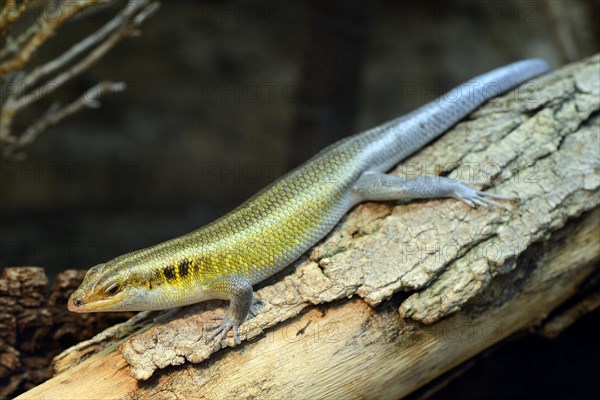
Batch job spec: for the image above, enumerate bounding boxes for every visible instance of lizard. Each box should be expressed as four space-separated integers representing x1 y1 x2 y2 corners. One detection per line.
68 59 551 346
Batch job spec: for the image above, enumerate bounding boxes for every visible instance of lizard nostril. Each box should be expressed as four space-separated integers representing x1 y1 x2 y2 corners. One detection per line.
73 297 83 307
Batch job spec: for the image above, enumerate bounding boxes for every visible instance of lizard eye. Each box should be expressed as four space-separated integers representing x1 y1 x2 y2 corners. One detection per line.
105 282 121 296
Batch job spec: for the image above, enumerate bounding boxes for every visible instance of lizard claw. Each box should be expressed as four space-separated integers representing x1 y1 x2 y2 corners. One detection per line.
205 314 241 348
450 182 516 209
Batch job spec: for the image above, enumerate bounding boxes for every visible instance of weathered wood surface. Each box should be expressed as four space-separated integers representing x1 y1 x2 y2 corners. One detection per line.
0 268 133 399
16 54 600 399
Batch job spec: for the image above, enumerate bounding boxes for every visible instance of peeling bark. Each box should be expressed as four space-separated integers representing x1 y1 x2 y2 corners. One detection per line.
0 268 133 399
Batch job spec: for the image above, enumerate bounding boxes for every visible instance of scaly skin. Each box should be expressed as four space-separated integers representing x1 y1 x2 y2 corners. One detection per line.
68 59 550 345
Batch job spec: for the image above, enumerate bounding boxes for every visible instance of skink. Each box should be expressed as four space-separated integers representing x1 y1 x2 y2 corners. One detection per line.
68 59 550 345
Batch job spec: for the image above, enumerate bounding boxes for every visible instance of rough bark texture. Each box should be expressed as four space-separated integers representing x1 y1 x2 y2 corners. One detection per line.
15 54 600 399
0 268 133 399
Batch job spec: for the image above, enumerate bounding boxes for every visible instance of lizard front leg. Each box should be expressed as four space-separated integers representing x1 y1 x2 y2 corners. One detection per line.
205 278 253 347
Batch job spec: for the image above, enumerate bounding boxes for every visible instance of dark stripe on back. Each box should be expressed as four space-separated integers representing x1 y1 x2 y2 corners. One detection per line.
163 265 176 280
179 260 191 278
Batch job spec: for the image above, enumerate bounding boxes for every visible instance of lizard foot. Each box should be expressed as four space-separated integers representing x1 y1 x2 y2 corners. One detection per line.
205 314 241 348
450 181 516 209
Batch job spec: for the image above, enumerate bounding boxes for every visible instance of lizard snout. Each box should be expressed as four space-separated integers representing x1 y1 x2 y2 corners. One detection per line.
67 290 86 312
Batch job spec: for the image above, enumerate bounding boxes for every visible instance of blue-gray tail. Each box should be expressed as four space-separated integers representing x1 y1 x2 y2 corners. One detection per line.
362 59 551 172
395 59 551 153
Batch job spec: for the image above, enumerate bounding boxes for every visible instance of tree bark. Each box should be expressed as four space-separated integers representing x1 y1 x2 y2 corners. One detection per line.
16 54 600 400
0 268 134 399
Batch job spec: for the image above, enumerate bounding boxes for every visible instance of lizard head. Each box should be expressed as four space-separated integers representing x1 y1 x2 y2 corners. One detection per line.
68 261 142 312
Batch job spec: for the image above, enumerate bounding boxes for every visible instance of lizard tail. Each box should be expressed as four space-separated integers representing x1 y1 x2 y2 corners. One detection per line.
361 59 551 172
395 58 551 153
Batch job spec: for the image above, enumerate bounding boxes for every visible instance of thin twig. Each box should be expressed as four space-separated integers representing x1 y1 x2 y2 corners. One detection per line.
1 80 126 158
0 0 101 76
0 0 33 35
22 0 154 92
1 24 38 59
0 0 159 150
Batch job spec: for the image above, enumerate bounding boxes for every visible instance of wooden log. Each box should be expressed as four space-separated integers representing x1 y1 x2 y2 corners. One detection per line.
0 268 133 399
16 54 600 399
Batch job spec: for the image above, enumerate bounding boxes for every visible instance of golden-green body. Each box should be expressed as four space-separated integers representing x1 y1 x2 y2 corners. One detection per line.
79 136 370 310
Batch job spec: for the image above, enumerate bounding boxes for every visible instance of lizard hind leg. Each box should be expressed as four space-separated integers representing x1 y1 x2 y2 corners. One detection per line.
351 171 514 208
204 278 253 348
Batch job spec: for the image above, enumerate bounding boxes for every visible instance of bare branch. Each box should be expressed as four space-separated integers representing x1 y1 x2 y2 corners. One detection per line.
1 23 38 59
1 80 126 159
21 0 157 91
0 0 159 157
0 0 33 35
0 0 102 76
3 0 155 113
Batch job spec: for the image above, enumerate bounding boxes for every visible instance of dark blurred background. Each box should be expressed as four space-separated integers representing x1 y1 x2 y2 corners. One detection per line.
1 0 599 398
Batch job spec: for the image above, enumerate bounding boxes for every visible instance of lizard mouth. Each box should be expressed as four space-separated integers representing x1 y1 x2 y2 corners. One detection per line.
67 290 126 312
